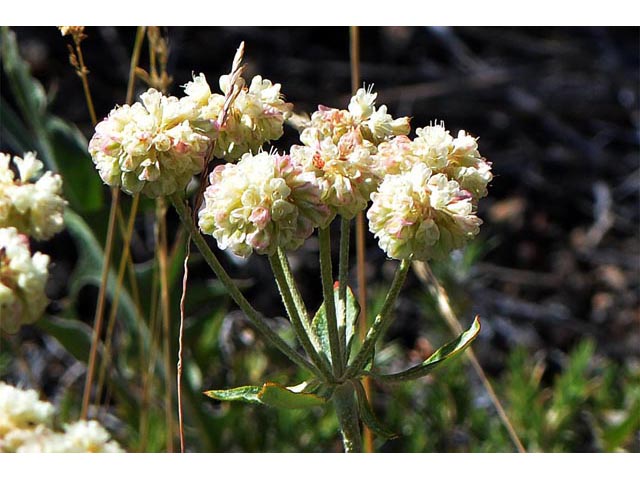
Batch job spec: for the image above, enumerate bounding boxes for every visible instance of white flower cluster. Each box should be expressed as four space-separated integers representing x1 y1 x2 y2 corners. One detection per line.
0 382 123 453
184 72 292 162
0 152 66 241
0 227 50 333
369 122 491 260
375 123 493 201
292 87 411 220
89 89 210 197
199 151 330 258
368 163 482 261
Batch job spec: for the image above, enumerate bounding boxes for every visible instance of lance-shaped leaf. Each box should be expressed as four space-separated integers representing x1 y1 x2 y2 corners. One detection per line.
312 284 360 366
353 381 397 439
204 382 326 409
365 316 481 383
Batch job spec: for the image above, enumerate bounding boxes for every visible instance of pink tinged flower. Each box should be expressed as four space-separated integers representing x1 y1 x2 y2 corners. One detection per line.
368 163 482 261
198 151 329 258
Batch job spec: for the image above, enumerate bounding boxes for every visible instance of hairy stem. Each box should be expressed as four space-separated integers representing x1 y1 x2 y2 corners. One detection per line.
345 258 412 379
269 254 333 382
318 226 344 378
276 247 320 349
169 193 323 378
333 382 362 453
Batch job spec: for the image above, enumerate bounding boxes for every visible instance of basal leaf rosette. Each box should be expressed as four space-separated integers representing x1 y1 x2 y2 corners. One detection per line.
0 227 50 333
367 163 482 261
0 152 66 241
198 151 330 258
183 73 292 161
88 89 210 198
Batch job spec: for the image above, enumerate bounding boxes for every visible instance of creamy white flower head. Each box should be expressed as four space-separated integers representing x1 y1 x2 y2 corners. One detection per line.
291 138 379 220
368 163 482 261
183 71 292 162
305 88 409 150
199 151 330 258
0 382 54 437
0 383 123 453
412 122 454 170
376 122 492 202
0 152 66 240
373 135 416 176
50 420 124 453
88 88 210 198
445 130 493 199
0 227 50 332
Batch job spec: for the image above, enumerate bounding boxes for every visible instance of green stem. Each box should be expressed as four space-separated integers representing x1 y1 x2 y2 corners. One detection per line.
338 216 350 361
318 226 344 378
276 247 320 348
345 258 412 379
169 193 322 379
268 254 333 382
333 382 362 453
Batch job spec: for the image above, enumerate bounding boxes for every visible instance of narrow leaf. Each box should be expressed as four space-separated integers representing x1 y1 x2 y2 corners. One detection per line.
203 386 262 405
203 382 326 409
366 316 481 383
353 380 397 439
312 284 360 366
258 382 326 409
45 116 104 212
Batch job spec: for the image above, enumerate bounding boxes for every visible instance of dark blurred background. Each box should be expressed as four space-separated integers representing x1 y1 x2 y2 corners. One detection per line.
1 26 639 452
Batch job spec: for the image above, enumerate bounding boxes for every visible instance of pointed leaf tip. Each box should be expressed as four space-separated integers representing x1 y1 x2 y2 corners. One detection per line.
366 316 481 383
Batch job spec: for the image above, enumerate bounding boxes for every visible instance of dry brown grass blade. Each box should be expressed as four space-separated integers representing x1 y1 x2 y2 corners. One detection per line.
350 25 374 454
412 260 526 453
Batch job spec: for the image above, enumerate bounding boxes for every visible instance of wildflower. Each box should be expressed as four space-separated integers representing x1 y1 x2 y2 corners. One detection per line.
290 139 379 220
292 87 409 219
88 88 210 197
0 152 66 241
199 151 330 258
367 163 482 261
0 383 123 453
183 72 292 161
0 382 54 438
409 123 492 201
0 227 50 333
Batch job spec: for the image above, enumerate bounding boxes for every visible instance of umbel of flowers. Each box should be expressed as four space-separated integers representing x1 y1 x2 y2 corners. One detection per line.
0 382 123 453
88 42 492 453
369 123 492 261
88 42 292 199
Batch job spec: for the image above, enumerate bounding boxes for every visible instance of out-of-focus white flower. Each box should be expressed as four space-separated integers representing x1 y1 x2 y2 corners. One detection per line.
183 71 292 162
199 151 330 257
88 88 210 197
367 163 482 261
0 381 54 437
0 152 66 241
0 383 124 453
0 227 50 332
